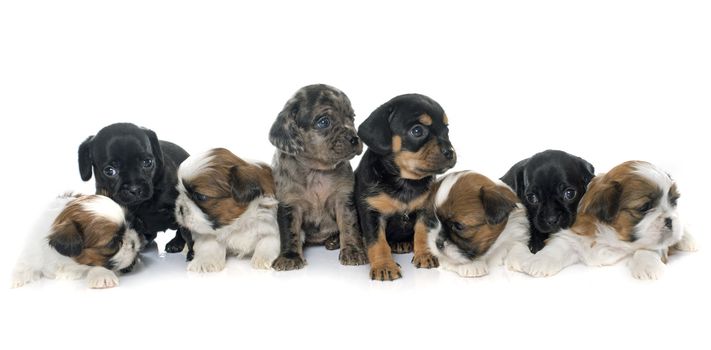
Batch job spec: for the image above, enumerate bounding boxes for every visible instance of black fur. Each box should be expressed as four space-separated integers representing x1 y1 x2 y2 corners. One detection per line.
501 149 595 253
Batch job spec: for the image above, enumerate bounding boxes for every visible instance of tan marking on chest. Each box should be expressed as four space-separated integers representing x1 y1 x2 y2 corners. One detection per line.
366 193 429 215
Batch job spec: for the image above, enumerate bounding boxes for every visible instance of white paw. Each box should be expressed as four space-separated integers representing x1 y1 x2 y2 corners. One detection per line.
250 254 275 270
87 270 119 289
673 233 698 252
523 255 563 277
505 255 526 273
188 257 226 273
11 270 39 288
630 257 665 280
456 261 489 277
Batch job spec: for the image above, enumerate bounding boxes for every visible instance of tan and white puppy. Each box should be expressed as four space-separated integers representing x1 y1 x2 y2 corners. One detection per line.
175 148 280 272
12 193 141 289
425 171 531 277
523 161 697 279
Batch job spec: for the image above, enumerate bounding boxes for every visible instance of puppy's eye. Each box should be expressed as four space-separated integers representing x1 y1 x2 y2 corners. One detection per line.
193 192 208 202
637 202 653 213
142 159 154 168
103 166 118 177
563 188 577 201
409 124 427 138
670 196 679 207
526 193 539 205
314 116 331 129
451 222 464 232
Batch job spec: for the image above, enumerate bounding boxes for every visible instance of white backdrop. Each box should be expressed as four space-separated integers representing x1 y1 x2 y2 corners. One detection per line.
1 1 709 349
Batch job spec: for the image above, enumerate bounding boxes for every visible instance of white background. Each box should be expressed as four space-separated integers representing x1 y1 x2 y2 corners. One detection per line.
1 1 709 349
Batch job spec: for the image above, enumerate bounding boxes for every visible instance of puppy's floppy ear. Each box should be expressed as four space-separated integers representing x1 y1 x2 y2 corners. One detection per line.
577 157 595 184
500 158 528 198
269 100 304 155
479 186 517 225
229 166 263 203
78 136 94 181
48 220 85 257
143 128 164 174
581 180 622 223
358 102 394 155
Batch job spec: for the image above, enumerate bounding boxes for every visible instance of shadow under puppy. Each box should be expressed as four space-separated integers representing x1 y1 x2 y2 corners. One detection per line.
501 149 594 253
425 171 531 277
523 161 697 279
355 94 456 281
12 193 141 289
268 84 366 270
175 148 280 272
79 123 193 258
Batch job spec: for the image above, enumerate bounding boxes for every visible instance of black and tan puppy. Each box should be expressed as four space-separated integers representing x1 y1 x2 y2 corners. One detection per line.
269 84 367 270
501 149 594 253
354 94 456 281
78 123 193 257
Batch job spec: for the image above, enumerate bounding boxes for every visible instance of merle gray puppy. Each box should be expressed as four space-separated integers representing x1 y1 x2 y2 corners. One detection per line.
268 84 367 270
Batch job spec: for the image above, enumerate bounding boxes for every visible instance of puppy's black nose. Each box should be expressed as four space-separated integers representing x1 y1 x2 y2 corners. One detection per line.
664 218 673 229
127 185 143 197
545 215 560 225
441 146 455 160
349 136 360 146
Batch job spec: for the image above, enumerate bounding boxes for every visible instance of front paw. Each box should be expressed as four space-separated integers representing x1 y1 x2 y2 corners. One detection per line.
165 236 186 253
188 257 226 273
324 234 340 251
272 253 306 271
370 261 402 281
673 233 698 252
339 246 368 266
391 241 413 254
11 270 39 288
523 255 563 277
456 261 489 277
412 252 439 268
87 269 119 289
630 256 665 280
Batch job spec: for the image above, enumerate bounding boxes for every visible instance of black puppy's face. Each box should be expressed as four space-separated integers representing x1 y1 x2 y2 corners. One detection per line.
358 94 456 179
269 84 362 167
502 150 594 234
78 123 164 207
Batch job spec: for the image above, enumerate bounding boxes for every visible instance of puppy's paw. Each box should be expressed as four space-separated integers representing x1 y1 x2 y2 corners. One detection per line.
339 246 368 266
250 254 276 270
456 261 489 277
630 256 665 280
673 233 698 252
165 236 186 253
412 252 439 269
324 234 340 251
87 269 119 289
271 253 306 271
370 261 402 281
188 257 226 273
11 270 39 288
505 255 526 273
391 241 413 254
523 255 563 277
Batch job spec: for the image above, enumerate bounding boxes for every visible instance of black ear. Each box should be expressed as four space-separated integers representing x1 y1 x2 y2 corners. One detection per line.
269 100 304 155
78 136 94 181
358 102 394 155
500 158 528 198
229 166 263 203
480 187 517 225
583 181 622 223
142 128 164 175
577 157 595 184
48 221 85 257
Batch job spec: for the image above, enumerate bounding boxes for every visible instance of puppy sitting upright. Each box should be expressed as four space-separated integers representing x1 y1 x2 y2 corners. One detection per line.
269 84 366 270
79 123 192 256
501 150 595 253
355 94 456 281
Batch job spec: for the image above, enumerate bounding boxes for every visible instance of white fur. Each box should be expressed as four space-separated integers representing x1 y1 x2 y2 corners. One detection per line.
11 194 139 289
434 171 467 207
177 151 215 181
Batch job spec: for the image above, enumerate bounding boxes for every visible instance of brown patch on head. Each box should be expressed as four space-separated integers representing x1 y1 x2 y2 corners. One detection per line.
435 173 518 257
48 196 125 268
392 135 402 153
574 161 664 241
394 139 451 180
443 114 449 125
418 114 433 126
184 148 276 228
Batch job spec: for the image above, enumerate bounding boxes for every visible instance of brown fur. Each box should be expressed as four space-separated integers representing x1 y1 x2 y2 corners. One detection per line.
365 192 429 215
393 138 446 180
412 218 438 268
418 114 433 126
367 224 401 280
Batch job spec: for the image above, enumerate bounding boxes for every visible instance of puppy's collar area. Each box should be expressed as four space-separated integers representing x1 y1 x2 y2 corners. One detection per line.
291 154 344 171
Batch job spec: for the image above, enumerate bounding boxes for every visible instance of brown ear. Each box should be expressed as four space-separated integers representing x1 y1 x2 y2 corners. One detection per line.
479 186 516 225
48 220 85 257
229 166 263 203
581 180 622 223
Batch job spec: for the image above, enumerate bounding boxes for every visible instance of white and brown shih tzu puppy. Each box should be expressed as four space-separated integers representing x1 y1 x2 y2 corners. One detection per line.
425 171 532 277
12 193 141 289
175 148 280 273
523 161 697 279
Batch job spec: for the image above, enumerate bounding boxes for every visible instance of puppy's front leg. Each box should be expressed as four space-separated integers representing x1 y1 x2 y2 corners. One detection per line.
335 198 367 265
412 214 439 268
272 203 306 271
188 234 227 273
523 234 578 277
363 214 401 281
504 241 534 273
629 249 665 280
87 266 119 289
673 228 698 252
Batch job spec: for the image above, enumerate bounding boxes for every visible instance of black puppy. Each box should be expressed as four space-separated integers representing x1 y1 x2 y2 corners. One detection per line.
78 123 193 258
501 149 595 253
355 94 456 281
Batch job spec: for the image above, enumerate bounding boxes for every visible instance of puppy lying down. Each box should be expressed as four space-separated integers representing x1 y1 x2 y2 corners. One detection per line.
12 193 141 289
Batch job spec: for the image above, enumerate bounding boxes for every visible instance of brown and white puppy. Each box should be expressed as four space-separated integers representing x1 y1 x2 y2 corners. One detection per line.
426 171 531 277
523 161 697 279
175 148 280 272
12 194 141 289
268 84 366 270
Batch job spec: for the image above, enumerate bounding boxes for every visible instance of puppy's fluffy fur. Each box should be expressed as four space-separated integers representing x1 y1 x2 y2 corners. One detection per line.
12 194 141 289
426 171 531 277
175 148 280 272
522 161 697 279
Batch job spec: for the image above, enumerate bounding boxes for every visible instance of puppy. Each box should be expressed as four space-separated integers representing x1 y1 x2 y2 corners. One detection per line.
268 84 366 270
78 123 192 256
425 171 531 277
501 149 595 253
523 161 697 279
175 148 280 272
355 94 456 281
12 194 141 289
